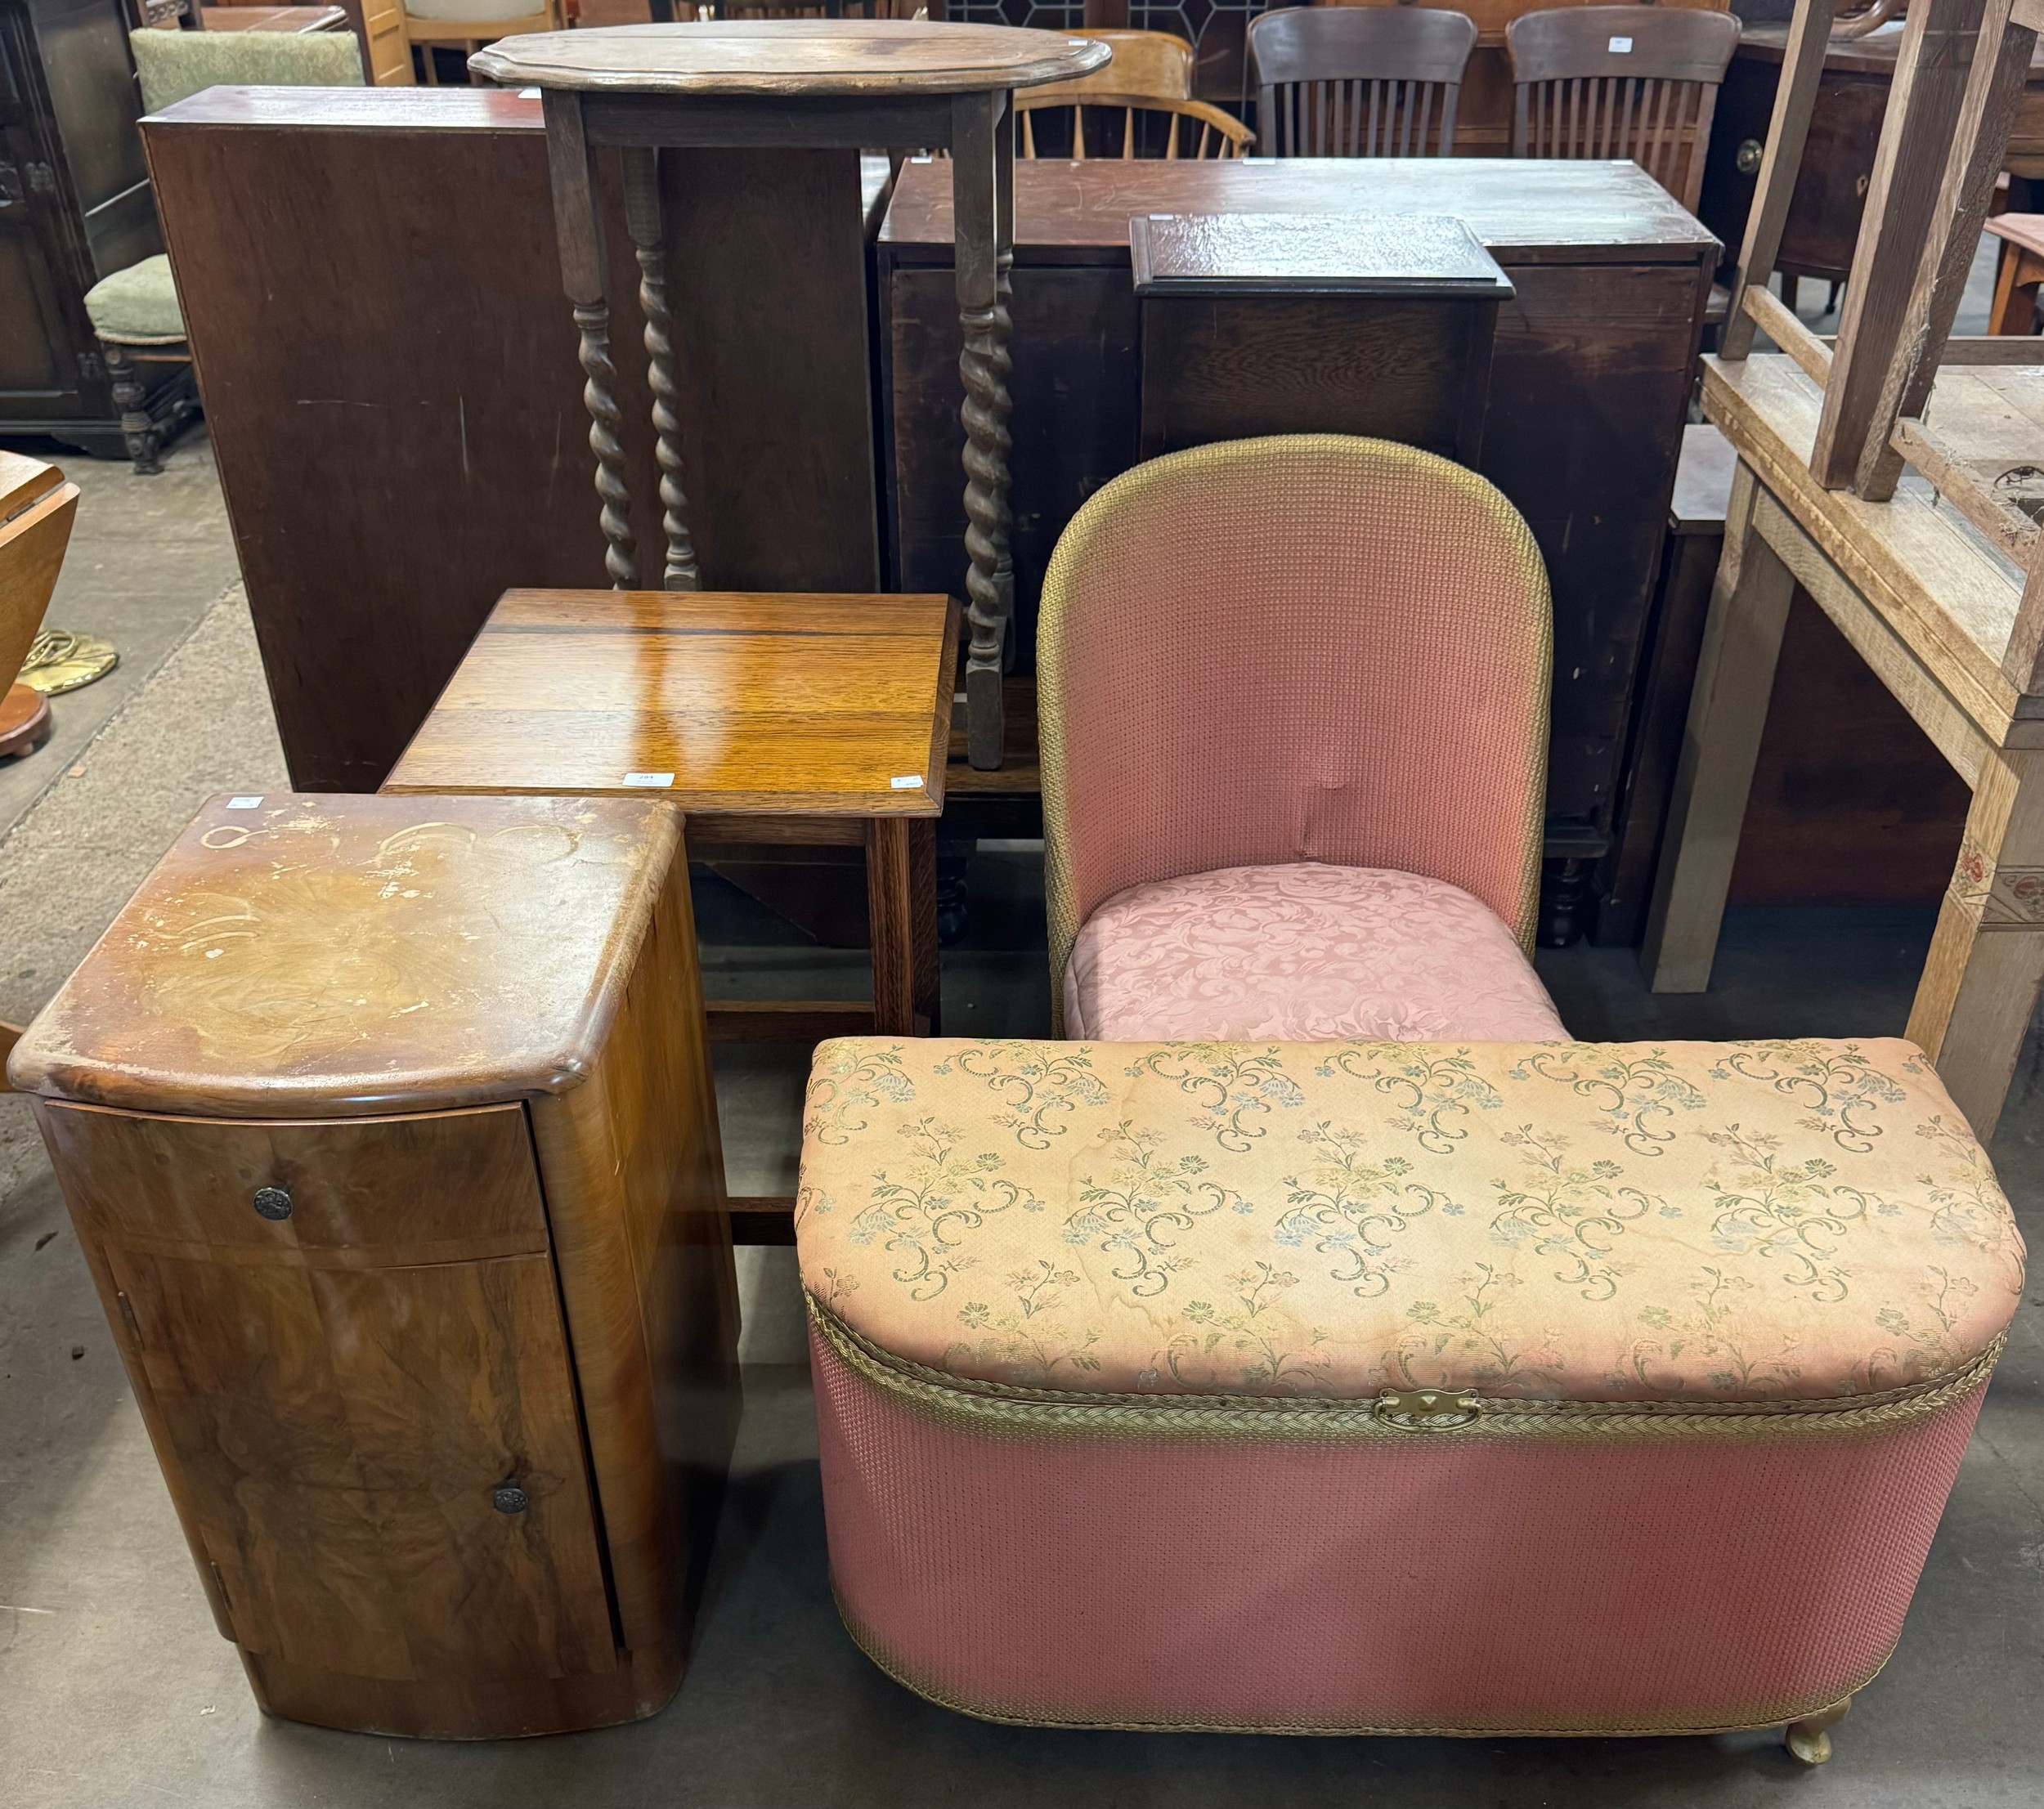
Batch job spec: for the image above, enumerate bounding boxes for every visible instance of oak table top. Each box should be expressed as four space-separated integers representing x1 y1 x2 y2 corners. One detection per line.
384 589 957 817
468 20 1109 96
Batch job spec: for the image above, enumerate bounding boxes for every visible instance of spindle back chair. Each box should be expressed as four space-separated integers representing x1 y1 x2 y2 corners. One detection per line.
1016 91 1253 159
1507 6 1741 213
1249 6 1477 158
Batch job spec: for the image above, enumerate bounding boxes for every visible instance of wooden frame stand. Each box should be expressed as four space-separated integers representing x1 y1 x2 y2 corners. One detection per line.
1647 0 2044 1136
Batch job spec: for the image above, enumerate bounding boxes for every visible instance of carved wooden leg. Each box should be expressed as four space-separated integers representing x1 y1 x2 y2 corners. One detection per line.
1906 747 2044 1137
953 90 1014 772
867 817 936 1037
543 91 636 589
621 148 700 591
0 1019 21 1091
1784 1695 1851 1766
1641 463 1794 992
105 343 163 476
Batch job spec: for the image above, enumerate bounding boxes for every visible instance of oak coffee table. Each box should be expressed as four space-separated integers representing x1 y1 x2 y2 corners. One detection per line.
385 588 956 1229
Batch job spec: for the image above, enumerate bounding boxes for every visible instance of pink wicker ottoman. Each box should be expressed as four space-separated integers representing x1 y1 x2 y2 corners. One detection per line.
795 1037 2023 1762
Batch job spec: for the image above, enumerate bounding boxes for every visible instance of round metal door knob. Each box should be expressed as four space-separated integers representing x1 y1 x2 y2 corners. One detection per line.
1735 137 1764 176
251 1186 293 1221
492 1483 531 1515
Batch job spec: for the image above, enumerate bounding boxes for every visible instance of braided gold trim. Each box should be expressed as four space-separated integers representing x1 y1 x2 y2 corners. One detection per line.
1038 433 1555 1033
810 1294 2001 1444
833 1579 1876 1739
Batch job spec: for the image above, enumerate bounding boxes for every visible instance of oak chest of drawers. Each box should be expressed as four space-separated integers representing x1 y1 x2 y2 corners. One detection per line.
7 792 740 1739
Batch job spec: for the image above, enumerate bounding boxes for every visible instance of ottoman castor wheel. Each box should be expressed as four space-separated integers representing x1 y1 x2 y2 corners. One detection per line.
1784 1695 1851 1765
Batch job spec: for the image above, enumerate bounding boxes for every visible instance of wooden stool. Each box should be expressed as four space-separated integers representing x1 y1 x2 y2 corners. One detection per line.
1987 212 2044 334
6 793 740 1738
383 588 957 1234
470 20 1107 771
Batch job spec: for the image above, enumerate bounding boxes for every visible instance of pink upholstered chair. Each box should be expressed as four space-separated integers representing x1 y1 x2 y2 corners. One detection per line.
1040 432 1566 1042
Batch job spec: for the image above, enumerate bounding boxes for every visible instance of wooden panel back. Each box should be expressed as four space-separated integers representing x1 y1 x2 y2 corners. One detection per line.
38 1101 547 1261
1508 6 1741 210
102 1241 617 1683
1253 7 1477 156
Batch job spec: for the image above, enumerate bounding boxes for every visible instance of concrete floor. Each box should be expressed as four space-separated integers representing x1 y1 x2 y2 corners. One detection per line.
6 354 2044 1807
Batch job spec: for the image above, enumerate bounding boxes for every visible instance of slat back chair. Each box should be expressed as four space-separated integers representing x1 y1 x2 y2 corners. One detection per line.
1507 6 1741 213
1016 91 1253 160
1248 7 1477 158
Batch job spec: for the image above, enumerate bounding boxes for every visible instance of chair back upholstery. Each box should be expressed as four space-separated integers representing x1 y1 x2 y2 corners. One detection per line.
1028 29 1195 105
1039 436 1552 1011
1250 7 1477 157
130 28 365 114
1017 91 1253 159
1506 5 1739 212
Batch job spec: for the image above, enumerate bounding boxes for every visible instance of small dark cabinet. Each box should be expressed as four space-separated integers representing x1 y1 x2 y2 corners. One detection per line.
1133 211 1512 468
0 0 186 453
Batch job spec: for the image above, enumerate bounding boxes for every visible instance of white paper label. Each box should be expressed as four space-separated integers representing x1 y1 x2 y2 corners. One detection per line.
621 772 675 788
1609 34 1633 50
890 775 923 790
226 795 263 809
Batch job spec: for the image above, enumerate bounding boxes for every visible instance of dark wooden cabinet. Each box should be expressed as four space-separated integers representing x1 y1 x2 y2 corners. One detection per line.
879 159 1716 893
0 0 188 452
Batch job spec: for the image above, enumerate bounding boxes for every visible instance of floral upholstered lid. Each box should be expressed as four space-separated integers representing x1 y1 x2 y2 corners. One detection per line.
795 1037 2024 1406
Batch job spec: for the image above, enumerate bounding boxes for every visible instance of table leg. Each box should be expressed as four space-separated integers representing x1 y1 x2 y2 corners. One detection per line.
1907 747 2044 1138
542 92 636 589
953 90 1014 772
867 817 938 1036
1641 463 1794 992
621 149 701 591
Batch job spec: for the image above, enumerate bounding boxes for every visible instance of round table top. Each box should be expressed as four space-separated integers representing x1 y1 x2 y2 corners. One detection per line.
469 20 1111 97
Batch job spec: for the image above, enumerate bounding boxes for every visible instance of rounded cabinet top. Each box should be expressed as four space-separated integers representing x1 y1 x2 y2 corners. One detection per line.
469 19 1111 96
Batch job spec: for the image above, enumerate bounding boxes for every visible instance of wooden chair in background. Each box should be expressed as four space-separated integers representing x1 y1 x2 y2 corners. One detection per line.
94 29 365 472
1016 91 1253 159
1015 27 1248 159
1248 6 1477 157
0 450 83 1076
1507 4 1741 212
406 0 563 82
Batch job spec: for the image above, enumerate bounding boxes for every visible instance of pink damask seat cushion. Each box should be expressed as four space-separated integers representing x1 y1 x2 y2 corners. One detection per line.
1062 861 1567 1042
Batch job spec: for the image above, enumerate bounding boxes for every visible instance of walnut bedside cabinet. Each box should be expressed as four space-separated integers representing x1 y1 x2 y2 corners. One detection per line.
6 792 741 1740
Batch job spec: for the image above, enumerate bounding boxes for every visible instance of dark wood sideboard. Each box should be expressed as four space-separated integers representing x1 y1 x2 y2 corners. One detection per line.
0 0 191 454
879 156 1717 928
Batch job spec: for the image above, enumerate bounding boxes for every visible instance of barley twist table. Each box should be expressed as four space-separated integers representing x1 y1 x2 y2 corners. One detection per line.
471 20 1109 770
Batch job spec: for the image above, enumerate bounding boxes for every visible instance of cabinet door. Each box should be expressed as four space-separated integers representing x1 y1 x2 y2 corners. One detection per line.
105 1243 620 1683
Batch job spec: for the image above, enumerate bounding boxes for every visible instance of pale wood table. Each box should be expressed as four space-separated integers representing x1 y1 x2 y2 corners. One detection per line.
385 589 956 1238
469 20 1107 772
1644 352 2044 1138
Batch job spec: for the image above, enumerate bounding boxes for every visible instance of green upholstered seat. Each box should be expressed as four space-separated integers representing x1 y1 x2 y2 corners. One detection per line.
129 26 365 116
84 253 183 346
